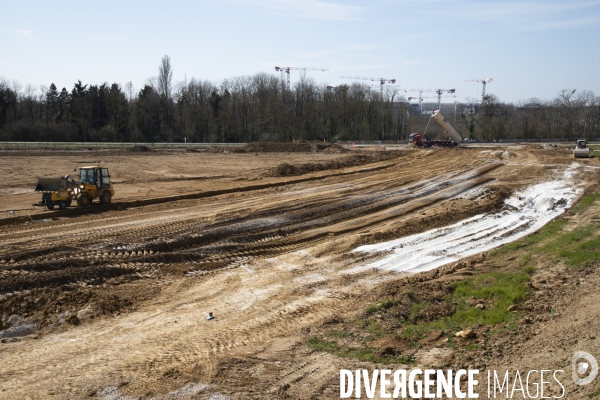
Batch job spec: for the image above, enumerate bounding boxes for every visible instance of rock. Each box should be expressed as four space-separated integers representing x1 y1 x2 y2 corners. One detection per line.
476 303 485 309
507 304 519 311
455 329 476 339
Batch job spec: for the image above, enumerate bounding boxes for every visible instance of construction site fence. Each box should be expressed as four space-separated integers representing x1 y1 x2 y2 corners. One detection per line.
0 142 247 150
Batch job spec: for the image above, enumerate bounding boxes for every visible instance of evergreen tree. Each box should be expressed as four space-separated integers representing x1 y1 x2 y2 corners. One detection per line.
45 83 59 123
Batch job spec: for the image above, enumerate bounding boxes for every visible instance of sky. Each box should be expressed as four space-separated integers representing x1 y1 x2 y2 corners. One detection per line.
1 0 600 104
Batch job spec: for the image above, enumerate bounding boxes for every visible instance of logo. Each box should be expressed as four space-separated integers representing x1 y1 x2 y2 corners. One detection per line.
572 351 598 386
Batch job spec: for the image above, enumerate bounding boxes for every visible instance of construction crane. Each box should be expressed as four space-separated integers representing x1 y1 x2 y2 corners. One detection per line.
408 94 456 102
340 76 396 95
435 89 456 107
403 89 437 112
275 66 328 89
465 78 492 105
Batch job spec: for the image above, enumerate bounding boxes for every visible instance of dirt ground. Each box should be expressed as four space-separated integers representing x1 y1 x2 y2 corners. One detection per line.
0 144 599 399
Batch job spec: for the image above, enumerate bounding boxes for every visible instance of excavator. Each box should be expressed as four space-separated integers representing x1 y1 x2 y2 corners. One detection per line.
409 110 464 147
34 166 114 210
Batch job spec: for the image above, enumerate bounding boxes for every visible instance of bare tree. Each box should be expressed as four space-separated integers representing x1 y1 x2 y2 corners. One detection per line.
124 81 135 102
24 84 36 121
577 90 597 137
158 55 173 99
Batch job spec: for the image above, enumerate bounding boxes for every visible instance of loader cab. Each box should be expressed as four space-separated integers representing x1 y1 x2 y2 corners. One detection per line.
76 166 114 207
79 167 110 189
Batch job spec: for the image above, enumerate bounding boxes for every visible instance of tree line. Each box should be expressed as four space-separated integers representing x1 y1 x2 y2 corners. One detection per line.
1 56 599 143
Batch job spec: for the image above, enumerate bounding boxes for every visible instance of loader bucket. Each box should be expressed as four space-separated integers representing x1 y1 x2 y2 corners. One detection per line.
35 177 69 192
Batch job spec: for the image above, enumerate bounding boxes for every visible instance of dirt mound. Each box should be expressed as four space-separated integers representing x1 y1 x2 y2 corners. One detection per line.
243 142 314 152
205 146 224 153
129 145 151 152
205 146 245 153
267 151 402 177
322 144 349 153
240 141 344 153
0 286 136 332
368 336 413 356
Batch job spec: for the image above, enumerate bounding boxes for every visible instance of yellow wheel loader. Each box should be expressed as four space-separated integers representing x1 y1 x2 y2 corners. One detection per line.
34 166 115 210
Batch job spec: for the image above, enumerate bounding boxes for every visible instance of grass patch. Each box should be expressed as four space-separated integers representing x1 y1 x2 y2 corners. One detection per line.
493 205 600 268
329 330 351 339
365 299 397 314
307 337 340 353
357 319 386 338
589 387 600 399
523 265 535 275
401 268 533 339
491 219 568 257
451 270 530 324
536 224 600 267
306 337 414 364
409 303 428 323
520 254 532 266
570 192 600 214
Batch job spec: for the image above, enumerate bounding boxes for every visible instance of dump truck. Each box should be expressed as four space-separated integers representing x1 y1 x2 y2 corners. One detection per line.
35 166 114 210
409 110 463 147
408 133 458 147
573 139 591 158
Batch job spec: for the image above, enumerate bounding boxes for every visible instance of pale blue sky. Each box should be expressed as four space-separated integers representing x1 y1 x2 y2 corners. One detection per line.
1 0 599 103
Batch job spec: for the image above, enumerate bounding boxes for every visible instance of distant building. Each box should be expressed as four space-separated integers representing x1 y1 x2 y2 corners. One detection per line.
391 101 480 122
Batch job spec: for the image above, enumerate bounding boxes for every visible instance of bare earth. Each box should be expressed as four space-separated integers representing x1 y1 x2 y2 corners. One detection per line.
0 145 599 399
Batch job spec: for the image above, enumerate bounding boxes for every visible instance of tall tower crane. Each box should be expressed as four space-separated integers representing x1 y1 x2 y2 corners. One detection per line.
275 66 328 89
435 89 456 108
408 94 456 102
340 76 397 95
403 89 436 112
465 78 492 105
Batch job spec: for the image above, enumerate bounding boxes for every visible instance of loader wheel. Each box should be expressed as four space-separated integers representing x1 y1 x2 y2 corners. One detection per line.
100 191 112 205
77 192 91 207
59 201 67 210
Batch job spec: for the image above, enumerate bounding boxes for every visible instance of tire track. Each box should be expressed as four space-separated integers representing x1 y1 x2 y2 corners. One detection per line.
0 155 499 294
